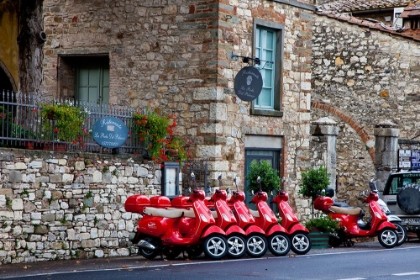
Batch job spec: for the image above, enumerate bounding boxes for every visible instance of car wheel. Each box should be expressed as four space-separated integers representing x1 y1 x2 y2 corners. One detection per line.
397 184 420 214
378 228 398 248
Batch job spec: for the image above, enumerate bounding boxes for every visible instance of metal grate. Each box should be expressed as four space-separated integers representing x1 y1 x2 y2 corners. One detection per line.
0 90 143 154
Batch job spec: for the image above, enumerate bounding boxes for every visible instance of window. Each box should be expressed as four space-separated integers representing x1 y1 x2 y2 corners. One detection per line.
58 55 109 104
252 19 283 117
76 57 109 104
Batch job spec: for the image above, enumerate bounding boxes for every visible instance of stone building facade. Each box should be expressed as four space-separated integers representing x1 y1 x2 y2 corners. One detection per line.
41 0 315 211
312 8 420 206
0 0 318 264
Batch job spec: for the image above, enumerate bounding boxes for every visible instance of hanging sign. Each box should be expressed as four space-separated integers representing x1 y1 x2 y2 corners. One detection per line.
92 117 128 148
233 66 263 102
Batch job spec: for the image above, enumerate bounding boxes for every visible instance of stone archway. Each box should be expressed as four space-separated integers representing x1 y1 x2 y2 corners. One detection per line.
0 60 17 93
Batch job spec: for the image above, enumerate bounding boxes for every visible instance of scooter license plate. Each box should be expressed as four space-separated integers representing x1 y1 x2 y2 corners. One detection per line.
402 218 420 224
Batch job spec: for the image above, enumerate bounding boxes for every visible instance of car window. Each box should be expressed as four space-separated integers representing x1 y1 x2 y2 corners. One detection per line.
389 177 400 195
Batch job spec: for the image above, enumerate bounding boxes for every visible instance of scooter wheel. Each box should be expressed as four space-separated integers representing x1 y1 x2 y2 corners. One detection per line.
226 234 246 259
268 232 291 256
203 234 228 260
186 245 203 258
137 236 160 260
392 223 407 246
378 228 398 248
246 234 268 258
290 232 311 255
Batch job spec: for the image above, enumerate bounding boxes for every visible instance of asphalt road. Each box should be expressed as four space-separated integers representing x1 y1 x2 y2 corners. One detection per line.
1 238 420 280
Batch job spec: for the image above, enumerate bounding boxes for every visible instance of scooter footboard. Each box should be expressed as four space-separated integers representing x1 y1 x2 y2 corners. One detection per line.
201 225 226 239
377 221 397 232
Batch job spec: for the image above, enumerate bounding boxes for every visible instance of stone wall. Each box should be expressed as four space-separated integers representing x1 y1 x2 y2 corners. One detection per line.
0 149 161 264
312 15 420 205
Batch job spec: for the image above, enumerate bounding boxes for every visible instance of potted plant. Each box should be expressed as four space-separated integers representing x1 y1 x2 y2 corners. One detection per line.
165 135 187 162
305 215 340 249
133 109 189 163
245 160 280 194
298 165 330 218
40 101 87 144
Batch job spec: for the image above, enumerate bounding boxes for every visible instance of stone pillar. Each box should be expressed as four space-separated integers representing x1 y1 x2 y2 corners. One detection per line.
374 120 399 192
310 117 339 190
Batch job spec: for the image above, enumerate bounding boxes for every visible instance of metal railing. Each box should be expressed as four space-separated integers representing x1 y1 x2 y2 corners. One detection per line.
0 90 143 154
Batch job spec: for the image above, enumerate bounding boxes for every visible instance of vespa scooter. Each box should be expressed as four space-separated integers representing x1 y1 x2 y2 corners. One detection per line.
227 177 268 258
249 177 291 256
205 174 247 258
331 188 406 246
272 189 311 255
314 179 398 248
126 173 229 260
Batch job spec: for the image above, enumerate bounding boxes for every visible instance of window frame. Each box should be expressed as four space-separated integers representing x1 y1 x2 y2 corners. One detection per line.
251 19 284 117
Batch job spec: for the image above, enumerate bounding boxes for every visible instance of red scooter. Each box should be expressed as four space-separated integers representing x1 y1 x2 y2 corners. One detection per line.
272 189 311 255
314 179 398 248
125 173 228 260
227 177 268 258
249 176 291 256
205 174 247 258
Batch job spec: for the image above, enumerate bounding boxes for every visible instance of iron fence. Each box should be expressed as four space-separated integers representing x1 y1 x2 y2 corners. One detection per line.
0 90 143 154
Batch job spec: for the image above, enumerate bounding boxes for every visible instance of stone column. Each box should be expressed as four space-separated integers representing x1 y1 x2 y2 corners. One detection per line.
310 117 339 190
374 120 399 192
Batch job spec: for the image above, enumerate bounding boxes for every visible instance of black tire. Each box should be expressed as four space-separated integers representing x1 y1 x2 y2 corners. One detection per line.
203 234 228 260
163 246 182 260
268 232 291 256
392 223 407 246
186 245 203 258
290 232 311 255
137 236 160 260
416 231 420 240
378 228 398 248
246 234 268 258
397 184 420 214
226 234 246 259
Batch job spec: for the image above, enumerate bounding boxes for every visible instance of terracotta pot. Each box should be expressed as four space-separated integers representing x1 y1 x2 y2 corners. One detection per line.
25 141 34 149
43 142 67 152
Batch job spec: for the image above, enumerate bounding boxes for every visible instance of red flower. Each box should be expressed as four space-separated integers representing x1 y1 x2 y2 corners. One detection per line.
54 127 59 133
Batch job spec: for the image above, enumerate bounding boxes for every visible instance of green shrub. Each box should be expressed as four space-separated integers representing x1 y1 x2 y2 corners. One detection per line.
246 160 280 193
305 215 340 233
299 165 330 201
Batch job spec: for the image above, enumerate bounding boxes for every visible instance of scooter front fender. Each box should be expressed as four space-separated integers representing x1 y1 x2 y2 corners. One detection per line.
245 225 266 236
377 221 397 232
225 225 246 236
387 215 402 223
288 223 309 234
266 224 288 236
201 225 226 239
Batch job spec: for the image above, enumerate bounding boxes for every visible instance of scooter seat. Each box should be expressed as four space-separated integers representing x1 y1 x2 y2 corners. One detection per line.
166 207 196 218
329 205 362 215
144 207 196 218
249 209 260 218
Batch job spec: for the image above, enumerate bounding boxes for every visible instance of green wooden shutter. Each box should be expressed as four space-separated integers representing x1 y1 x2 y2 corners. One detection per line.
255 27 275 109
